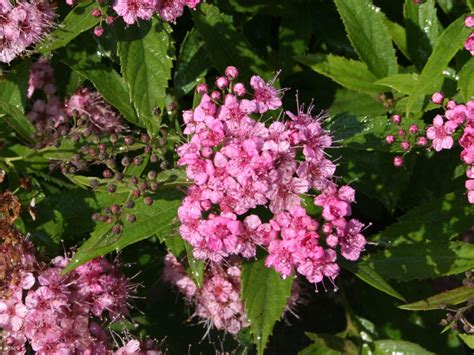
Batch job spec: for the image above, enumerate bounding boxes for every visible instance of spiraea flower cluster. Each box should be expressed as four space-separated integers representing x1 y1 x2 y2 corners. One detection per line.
0 0 55 63
385 93 474 203
176 66 366 287
464 15 474 56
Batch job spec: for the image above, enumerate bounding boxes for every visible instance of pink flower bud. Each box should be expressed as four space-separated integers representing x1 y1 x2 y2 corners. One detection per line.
196 83 208 95
401 141 410 151
106 16 115 25
211 91 221 100
94 26 104 37
392 114 401 125
446 100 457 110
393 156 404 168
465 16 474 28
216 76 229 89
467 166 474 179
385 135 395 144
225 66 239 80
92 8 101 17
233 83 246 96
466 179 474 191
417 137 428 146
409 124 419 134
431 92 444 105
398 129 406 137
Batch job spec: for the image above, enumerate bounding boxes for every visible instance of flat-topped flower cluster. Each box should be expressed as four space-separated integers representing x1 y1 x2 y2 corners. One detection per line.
176 66 366 287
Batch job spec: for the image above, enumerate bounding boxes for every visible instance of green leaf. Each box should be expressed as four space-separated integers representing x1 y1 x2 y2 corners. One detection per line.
334 0 398 78
340 259 406 301
192 3 270 80
458 59 474 101
299 333 358 355
0 102 35 144
116 18 174 134
36 1 100 52
64 190 182 272
406 16 470 114
241 258 293 355
174 29 210 97
375 193 474 246
375 73 418 94
469 0 474 12
184 240 204 288
360 242 474 282
62 59 139 126
458 334 474 349
295 54 380 94
399 286 474 311
404 0 440 70
0 59 31 110
372 340 433 354
384 18 411 61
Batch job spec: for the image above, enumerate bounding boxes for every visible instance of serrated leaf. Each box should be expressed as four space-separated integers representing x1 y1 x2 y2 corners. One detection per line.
458 59 474 101
117 18 174 134
64 190 182 272
36 1 100 52
404 0 440 70
340 259 406 301
384 18 411 61
375 193 474 246
62 59 139 125
174 29 210 97
360 242 474 282
241 258 293 355
372 340 433 354
458 334 474 349
0 59 30 110
0 102 35 144
399 286 474 310
375 73 418 94
295 54 380 94
192 3 270 80
406 16 470 114
334 0 398 78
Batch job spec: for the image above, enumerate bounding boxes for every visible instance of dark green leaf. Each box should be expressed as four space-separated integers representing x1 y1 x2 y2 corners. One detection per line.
334 0 398 78
241 258 293 355
300 333 358 355
458 59 474 101
0 59 31 110
116 18 174 134
399 286 474 310
36 1 100 52
295 54 380 94
360 242 474 281
0 102 35 144
192 3 270 80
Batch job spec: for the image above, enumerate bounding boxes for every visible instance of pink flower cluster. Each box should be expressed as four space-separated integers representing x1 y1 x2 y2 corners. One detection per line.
176 66 366 286
0 254 134 354
464 16 474 56
0 0 55 63
385 93 474 203
164 254 249 334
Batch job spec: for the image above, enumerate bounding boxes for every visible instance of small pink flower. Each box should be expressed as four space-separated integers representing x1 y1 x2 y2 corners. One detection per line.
465 15 474 28
250 75 282 113
431 92 444 105
392 114 401 125
464 33 474 55
393 156 404 167
426 115 455 151
385 135 395 144
94 26 104 37
401 141 410 151
225 66 239 80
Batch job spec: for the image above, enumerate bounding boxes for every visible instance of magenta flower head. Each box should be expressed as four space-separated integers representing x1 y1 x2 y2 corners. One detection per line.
225 66 239 80
233 83 246 96
385 135 395 144
431 92 444 105
92 8 102 17
393 156 404 168
391 114 401 125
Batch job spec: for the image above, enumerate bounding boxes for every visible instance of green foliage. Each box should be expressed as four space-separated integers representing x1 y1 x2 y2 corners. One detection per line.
399 286 474 311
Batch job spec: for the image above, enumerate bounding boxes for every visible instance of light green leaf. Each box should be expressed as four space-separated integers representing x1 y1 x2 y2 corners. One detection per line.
174 29 210 97
117 18 174 134
36 1 100 52
399 286 474 310
360 241 474 281
334 0 398 78
458 334 474 349
295 54 380 94
62 59 139 126
384 18 411 61
192 3 270 80
372 340 434 354
241 258 293 355
375 73 418 94
375 193 474 246
404 0 440 70
64 190 182 272
340 259 406 301
406 16 470 114
458 59 474 101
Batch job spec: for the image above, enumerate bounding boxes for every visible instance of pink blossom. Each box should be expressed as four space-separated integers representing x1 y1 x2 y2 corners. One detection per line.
113 0 156 24
465 33 474 56
426 115 455 151
431 92 444 104
465 15 474 28
249 75 282 113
